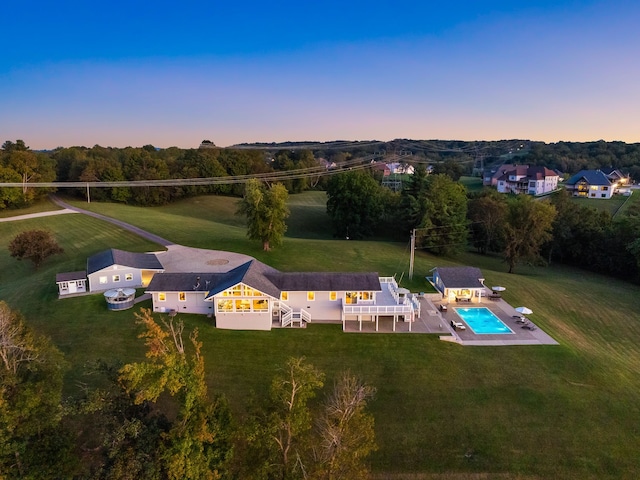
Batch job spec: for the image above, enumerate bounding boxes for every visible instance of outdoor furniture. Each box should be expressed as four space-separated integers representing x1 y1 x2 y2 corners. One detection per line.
489 293 501 300
439 304 447 312
450 319 466 331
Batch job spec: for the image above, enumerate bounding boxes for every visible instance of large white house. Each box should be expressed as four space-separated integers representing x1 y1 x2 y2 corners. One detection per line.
495 165 559 195
146 259 420 331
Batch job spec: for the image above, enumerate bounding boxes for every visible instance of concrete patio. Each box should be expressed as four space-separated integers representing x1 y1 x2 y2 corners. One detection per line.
343 295 558 346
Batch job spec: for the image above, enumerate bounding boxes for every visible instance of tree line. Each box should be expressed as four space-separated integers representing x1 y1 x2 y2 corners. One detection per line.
322 167 640 282
0 304 376 479
3 139 640 282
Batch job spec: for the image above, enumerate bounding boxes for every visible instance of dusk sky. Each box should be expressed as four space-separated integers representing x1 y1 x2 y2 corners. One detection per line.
1 1 639 149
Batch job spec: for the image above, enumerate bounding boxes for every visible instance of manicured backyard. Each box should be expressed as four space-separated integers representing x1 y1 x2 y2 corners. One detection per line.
1 193 640 479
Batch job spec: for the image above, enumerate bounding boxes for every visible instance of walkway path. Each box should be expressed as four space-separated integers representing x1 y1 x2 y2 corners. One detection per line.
0 208 78 222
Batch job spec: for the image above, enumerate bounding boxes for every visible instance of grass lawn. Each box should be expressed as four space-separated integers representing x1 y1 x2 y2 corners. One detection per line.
569 194 627 216
0 196 63 218
458 176 484 193
2 193 640 479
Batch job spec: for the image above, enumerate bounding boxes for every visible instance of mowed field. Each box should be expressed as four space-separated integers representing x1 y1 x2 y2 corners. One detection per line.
1 192 640 479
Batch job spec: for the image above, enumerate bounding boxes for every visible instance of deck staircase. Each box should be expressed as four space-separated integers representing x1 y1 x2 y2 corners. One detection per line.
274 301 311 328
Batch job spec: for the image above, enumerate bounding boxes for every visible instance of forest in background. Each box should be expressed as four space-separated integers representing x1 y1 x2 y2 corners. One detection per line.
1 138 640 284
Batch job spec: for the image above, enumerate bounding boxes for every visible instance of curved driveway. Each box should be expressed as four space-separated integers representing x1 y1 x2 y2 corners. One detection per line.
43 196 255 273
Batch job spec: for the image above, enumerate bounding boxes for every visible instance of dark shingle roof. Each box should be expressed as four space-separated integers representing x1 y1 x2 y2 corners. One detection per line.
266 271 381 292
565 170 611 187
147 259 381 299
87 249 163 274
435 267 484 289
146 272 227 293
56 271 86 282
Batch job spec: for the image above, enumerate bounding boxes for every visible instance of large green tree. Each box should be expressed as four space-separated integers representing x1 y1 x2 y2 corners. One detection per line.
398 164 429 235
119 309 232 480
8 229 64 270
326 171 384 239
503 195 557 273
417 174 469 256
237 179 290 251
311 372 377 480
467 190 508 254
0 302 75 478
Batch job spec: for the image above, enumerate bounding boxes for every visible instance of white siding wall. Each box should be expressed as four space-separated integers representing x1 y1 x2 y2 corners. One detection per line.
286 291 344 321
152 292 213 315
88 265 143 292
216 311 272 330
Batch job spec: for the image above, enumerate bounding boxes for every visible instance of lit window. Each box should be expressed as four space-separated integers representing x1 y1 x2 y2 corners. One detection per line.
125 273 133 281
158 293 166 302
330 292 337 301
113 275 120 282
346 292 356 304
235 299 250 311
281 292 288 301
253 299 268 311
179 292 186 302
307 291 315 301
99 276 108 284
217 299 233 312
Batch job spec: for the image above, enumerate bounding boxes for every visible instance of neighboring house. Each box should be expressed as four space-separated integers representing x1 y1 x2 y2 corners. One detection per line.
495 165 559 195
564 170 614 198
146 259 420 331
483 163 515 187
601 167 632 195
87 248 164 292
56 271 87 297
429 267 486 303
387 162 415 175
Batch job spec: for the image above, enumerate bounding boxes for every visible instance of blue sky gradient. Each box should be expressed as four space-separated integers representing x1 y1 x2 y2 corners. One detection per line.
1 1 638 148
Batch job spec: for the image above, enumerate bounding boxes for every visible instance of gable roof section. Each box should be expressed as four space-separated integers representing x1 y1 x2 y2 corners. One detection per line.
87 248 163 274
434 267 484 289
565 170 612 187
266 271 381 292
498 165 557 182
204 260 281 299
56 271 87 283
527 166 558 180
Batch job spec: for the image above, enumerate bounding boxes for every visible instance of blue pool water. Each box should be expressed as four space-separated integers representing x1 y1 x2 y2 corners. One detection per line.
454 307 513 334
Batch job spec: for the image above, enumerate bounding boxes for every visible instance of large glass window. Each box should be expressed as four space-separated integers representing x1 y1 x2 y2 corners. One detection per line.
99 276 108 284
281 292 288 301
235 299 251 311
179 292 186 302
217 299 233 312
330 291 337 301
112 275 120 282
158 292 166 302
253 299 268 311
125 273 133 281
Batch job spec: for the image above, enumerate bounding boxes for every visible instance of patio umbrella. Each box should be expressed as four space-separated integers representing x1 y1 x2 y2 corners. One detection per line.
491 286 506 292
515 306 533 315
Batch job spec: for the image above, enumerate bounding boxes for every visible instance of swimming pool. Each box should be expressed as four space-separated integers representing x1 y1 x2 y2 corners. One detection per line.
454 307 513 334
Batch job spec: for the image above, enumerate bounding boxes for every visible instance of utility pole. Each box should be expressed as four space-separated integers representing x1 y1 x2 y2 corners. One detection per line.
409 229 416 280
86 183 90 203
